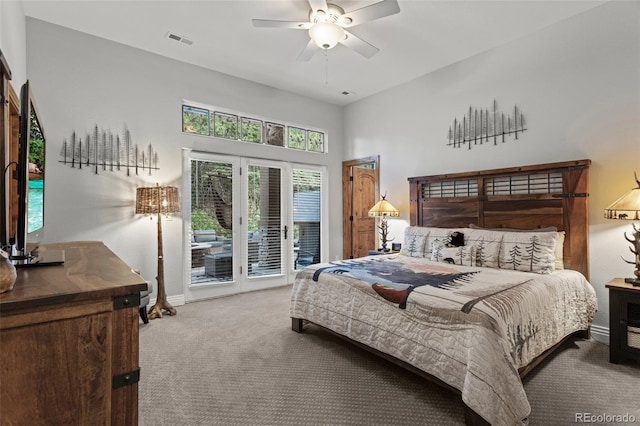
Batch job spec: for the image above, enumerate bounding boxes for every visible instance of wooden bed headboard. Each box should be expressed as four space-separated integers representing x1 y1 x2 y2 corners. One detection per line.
408 159 591 278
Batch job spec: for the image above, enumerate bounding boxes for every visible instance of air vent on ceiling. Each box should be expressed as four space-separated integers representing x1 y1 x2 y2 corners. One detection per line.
166 32 193 46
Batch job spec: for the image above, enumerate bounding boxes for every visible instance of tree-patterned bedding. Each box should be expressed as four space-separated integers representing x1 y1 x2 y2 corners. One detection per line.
290 254 597 426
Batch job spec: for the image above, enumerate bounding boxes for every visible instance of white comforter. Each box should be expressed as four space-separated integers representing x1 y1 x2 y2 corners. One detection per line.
289 254 597 426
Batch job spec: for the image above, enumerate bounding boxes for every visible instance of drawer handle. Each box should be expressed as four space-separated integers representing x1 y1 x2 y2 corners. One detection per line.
112 369 140 389
114 294 140 310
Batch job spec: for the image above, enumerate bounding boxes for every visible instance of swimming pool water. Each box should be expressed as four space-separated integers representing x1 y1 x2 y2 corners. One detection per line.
28 179 43 233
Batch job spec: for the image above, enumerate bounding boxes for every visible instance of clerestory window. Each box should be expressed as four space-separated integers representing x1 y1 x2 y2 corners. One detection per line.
182 102 326 153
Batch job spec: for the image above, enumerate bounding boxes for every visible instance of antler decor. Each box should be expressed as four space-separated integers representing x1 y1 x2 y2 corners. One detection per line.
604 172 640 285
622 223 640 284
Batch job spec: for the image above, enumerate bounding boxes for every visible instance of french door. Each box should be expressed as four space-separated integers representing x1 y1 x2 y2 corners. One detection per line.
183 150 326 301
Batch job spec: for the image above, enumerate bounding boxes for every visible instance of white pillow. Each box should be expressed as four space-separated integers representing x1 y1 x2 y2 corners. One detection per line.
467 224 564 270
431 243 476 267
400 226 430 257
463 229 502 269
555 231 565 270
498 231 558 274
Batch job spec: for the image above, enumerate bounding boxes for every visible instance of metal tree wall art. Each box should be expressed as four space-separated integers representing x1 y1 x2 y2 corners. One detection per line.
59 125 159 176
447 100 527 150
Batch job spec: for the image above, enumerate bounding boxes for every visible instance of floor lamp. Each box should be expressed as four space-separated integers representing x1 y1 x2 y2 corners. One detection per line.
136 184 180 319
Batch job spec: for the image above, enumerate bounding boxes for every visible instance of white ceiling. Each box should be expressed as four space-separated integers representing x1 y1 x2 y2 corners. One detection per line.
21 0 605 106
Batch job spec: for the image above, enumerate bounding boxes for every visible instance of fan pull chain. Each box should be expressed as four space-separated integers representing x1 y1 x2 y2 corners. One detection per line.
324 49 329 85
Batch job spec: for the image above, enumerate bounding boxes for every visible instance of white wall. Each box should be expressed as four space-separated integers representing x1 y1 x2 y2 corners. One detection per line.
344 1 640 337
25 18 344 301
0 0 27 85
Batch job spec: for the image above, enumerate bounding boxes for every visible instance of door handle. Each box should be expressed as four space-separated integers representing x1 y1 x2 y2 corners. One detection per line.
283 225 288 239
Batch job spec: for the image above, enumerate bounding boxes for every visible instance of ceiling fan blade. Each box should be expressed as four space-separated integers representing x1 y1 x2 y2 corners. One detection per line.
338 0 400 28
297 39 319 62
340 31 379 59
252 19 311 29
308 0 329 16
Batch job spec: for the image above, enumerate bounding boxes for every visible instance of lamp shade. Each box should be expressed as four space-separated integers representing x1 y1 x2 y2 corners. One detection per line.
308 22 345 49
136 185 180 215
368 197 399 218
605 175 640 220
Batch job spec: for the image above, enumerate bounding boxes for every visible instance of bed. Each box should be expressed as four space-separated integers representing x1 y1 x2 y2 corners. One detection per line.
290 159 597 426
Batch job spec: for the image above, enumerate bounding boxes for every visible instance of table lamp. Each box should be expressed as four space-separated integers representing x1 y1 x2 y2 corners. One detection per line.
136 184 180 318
368 194 399 252
604 172 640 285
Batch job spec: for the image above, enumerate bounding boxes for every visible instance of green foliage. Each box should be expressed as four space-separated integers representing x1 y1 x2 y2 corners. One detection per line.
30 113 44 141
308 131 324 152
29 113 45 170
241 118 262 143
247 166 262 232
288 127 305 149
191 209 216 231
183 106 209 135
29 139 44 169
214 113 238 139
191 160 233 237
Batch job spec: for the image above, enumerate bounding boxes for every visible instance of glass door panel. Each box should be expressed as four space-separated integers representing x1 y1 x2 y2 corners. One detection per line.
247 164 282 277
292 168 322 270
190 159 234 285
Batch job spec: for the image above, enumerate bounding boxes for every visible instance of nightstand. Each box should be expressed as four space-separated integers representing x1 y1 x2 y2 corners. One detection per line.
606 278 640 364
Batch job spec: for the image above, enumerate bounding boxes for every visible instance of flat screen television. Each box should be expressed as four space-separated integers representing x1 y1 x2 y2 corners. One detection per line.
13 80 45 261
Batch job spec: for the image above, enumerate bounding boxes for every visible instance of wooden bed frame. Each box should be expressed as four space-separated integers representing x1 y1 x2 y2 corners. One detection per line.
408 159 591 279
293 159 591 425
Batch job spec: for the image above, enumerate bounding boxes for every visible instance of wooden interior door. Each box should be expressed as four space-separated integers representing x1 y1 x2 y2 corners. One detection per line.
342 156 379 259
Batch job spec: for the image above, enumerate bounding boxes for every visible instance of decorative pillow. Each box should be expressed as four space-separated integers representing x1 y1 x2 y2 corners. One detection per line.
423 228 466 256
555 231 565 270
467 224 565 270
400 226 430 257
462 229 502 269
431 243 476 266
403 234 428 257
498 231 558 274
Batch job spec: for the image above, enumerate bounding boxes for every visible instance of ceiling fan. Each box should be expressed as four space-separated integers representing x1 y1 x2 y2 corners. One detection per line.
252 0 400 61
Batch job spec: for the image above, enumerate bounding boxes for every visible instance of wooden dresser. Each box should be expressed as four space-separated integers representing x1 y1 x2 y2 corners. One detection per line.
0 241 147 425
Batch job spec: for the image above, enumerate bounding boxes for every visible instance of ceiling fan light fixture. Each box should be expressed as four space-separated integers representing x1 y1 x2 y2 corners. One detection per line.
309 22 345 49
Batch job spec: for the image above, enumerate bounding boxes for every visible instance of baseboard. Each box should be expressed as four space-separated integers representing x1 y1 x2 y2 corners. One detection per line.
149 294 186 307
168 294 186 306
590 324 609 345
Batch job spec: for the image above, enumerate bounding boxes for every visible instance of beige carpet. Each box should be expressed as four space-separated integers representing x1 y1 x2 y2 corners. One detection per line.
139 285 640 425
